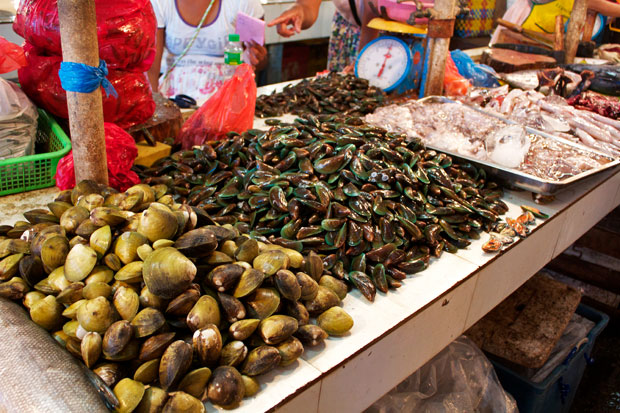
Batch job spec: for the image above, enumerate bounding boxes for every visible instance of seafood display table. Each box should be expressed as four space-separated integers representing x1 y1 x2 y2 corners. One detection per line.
231 165 620 413
0 158 618 413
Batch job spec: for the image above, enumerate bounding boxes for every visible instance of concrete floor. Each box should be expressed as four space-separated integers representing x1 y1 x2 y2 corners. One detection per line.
571 324 620 413
0 187 60 226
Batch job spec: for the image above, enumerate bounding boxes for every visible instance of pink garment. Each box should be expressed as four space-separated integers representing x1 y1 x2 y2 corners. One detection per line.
332 0 364 26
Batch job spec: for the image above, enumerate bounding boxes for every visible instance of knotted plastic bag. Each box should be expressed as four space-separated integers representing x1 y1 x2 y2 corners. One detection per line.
178 64 257 149
13 0 156 72
444 54 471 96
451 50 500 88
18 44 155 129
55 123 140 191
0 36 27 74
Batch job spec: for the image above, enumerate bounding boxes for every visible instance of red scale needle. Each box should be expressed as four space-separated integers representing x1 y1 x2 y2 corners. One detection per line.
377 46 393 78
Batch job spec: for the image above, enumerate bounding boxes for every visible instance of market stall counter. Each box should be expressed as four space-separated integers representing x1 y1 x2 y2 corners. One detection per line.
0 129 618 412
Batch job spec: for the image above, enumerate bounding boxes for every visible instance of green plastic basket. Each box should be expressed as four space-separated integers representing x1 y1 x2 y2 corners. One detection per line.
0 109 71 196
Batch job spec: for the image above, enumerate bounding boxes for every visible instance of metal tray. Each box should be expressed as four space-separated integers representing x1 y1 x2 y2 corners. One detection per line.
414 96 620 195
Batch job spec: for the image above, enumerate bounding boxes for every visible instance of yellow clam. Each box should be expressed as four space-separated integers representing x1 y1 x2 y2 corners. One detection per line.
30 295 63 330
113 378 145 413
76 296 114 333
90 225 112 257
143 247 196 299
81 331 102 368
138 204 178 243
162 391 205 413
114 232 148 265
113 286 140 321
159 340 193 390
64 244 98 282
177 367 212 399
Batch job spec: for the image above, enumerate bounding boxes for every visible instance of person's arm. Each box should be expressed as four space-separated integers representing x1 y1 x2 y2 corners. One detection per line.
246 41 268 71
147 28 165 91
588 0 620 17
358 0 379 50
267 0 322 37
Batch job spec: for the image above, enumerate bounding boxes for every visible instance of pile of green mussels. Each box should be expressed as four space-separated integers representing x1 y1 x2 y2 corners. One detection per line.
255 73 385 118
0 181 354 411
138 114 509 301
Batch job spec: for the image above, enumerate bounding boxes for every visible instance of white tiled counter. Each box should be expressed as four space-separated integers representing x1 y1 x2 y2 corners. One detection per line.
0 106 619 411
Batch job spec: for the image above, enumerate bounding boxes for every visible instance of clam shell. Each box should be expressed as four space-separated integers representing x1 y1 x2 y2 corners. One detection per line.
143 247 196 299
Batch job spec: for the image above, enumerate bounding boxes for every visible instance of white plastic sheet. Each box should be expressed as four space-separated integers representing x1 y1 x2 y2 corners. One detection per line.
0 78 38 160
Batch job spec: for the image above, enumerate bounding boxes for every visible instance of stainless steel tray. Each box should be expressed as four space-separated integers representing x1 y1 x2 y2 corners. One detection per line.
414 96 620 195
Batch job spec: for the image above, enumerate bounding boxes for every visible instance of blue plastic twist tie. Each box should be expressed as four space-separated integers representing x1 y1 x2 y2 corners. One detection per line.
58 59 118 98
562 347 578 365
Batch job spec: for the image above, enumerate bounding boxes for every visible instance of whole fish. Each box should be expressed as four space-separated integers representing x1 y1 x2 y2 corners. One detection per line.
561 64 620 96
0 298 111 412
498 70 540 90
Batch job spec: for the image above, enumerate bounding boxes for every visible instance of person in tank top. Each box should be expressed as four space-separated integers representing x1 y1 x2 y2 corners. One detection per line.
148 0 268 104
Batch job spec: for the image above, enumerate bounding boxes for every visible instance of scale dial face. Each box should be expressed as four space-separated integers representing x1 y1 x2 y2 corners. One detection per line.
355 36 412 92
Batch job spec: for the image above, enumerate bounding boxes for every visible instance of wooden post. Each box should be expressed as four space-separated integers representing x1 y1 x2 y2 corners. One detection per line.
554 15 564 52
582 9 598 43
58 0 108 185
423 0 458 96
564 0 587 63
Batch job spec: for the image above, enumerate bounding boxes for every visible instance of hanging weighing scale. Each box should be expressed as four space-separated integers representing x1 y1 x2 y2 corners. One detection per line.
355 18 428 95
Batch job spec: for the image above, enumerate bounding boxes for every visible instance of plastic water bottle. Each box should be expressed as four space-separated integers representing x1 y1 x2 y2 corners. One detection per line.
224 33 243 76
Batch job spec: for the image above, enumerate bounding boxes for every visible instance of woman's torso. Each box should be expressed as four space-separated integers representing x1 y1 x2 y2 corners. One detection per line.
152 0 263 57
150 0 263 103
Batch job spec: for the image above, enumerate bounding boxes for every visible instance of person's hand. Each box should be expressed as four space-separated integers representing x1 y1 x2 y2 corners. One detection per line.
246 41 268 71
342 63 356 74
267 4 304 37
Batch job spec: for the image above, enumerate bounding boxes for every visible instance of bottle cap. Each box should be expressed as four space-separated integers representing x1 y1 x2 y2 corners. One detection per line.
229 33 240 42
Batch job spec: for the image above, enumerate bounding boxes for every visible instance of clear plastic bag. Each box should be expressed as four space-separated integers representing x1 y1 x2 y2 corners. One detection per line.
177 64 257 149
366 336 518 413
0 79 38 160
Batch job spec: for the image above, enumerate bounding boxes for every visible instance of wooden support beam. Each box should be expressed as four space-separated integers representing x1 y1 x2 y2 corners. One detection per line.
58 0 108 185
554 15 564 52
583 9 598 43
423 0 457 96
564 0 588 63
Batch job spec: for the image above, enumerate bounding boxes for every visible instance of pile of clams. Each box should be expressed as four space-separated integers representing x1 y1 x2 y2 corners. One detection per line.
0 181 353 411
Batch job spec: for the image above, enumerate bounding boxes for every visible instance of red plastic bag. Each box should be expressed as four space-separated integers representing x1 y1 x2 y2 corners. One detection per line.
18 44 155 129
55 123 140 191
0 36 27 74
13 0 156 72
178 64 257 149
444 54 470 96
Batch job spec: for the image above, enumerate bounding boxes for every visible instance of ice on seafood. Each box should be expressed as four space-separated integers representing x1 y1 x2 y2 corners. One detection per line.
365 100 612 181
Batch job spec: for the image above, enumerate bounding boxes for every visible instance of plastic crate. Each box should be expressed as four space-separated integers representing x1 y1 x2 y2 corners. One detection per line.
491 303 609 413
0 109 71 196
